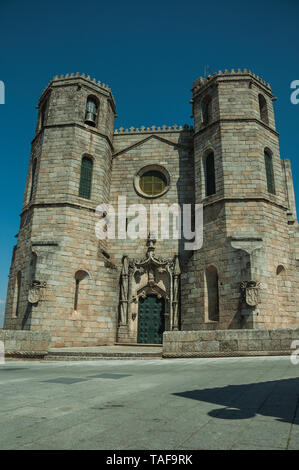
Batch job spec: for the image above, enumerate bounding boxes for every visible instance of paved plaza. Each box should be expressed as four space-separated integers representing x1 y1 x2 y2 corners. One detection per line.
0 355 298 450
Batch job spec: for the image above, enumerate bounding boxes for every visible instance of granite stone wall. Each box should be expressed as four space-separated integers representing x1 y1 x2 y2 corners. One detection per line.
163 329 299 357
0 330 51 358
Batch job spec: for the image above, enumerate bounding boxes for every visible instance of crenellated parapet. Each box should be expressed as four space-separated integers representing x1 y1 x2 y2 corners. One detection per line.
192 68 273 97
114 123 193 134
39 72 116 110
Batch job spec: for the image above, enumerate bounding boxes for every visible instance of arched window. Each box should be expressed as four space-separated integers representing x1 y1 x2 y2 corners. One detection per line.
74 270 89 311
202 95 212 126
205 152 216 196
264 150 275 194
258 94 268 125
79 156 93 199
85 96 99 127
15 271 22 317
39 99 48 129
29 158 37 201
205 265 219 321
276 265 286 276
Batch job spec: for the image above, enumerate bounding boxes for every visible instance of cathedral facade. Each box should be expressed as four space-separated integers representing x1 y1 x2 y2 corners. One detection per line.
4 69 299 347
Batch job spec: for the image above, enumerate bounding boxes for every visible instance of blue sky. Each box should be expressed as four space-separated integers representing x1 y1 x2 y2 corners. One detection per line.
0 0 298 326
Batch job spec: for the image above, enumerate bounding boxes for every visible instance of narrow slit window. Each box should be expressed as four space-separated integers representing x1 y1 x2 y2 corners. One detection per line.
79 156 93 199
205 152 216 196
205 265 219 321
264 150 275 194
15 271 22 317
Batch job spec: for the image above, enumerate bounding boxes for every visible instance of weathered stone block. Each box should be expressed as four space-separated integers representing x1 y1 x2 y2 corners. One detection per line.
219 340 238 352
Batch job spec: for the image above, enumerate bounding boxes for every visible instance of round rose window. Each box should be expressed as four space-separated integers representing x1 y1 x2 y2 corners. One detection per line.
134 165 170 198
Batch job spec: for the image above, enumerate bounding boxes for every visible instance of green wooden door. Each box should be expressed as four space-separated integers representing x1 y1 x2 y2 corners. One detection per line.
137 295 165 344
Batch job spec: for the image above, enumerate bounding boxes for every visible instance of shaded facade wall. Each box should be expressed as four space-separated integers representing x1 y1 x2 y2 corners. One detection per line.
109 128 194 264
109 128 194 342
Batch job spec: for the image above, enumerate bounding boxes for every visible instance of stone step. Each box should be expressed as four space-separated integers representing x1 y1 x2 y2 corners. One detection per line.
44 346 163 361
44 354 162 361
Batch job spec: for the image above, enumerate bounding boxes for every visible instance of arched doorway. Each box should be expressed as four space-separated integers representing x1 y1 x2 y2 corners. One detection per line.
137 295 165 344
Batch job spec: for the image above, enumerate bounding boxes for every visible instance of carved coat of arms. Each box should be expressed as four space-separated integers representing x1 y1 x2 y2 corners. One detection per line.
240 281 261 307
28 281 46 304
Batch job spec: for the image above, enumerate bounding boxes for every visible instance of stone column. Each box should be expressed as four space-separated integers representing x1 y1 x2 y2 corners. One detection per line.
119 256 129 325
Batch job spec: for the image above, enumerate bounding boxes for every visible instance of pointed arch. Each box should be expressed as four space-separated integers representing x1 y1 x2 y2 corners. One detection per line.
276 265 286 276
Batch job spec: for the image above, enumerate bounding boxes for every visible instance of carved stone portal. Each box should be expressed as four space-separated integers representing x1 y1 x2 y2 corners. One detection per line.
118 233 181 332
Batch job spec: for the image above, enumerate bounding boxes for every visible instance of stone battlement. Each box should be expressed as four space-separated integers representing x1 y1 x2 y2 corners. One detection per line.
114 124 193 134
193 68 272 94
39 73 115 105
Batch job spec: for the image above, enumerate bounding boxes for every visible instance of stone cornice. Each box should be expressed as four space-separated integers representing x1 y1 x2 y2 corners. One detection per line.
31 123 114 152
201 195 288 212
20 200 98 218
193 118 279 137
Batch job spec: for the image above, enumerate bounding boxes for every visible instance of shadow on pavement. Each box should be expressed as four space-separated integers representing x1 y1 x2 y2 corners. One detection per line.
173 377 299 424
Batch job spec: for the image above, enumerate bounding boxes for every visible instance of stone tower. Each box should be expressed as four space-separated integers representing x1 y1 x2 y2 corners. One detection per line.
181 69 298 330
4 74 119 347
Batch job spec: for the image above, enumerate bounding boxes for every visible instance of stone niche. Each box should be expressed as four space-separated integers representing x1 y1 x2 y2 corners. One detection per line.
117 234 181 343
230 235 264 328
